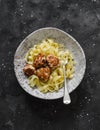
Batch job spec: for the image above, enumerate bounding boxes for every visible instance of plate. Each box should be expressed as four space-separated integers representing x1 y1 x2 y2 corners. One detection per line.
14 27 86 99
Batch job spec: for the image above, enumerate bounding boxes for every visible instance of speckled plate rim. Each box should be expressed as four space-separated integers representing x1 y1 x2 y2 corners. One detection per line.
14 27 86 100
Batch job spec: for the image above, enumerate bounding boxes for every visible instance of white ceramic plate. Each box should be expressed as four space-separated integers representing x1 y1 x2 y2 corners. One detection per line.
14 27 86 99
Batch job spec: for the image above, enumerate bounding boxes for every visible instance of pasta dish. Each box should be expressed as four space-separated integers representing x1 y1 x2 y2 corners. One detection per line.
23 39 75 93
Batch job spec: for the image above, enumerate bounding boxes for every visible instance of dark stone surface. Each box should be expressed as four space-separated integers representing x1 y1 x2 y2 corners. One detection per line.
0 0 100 130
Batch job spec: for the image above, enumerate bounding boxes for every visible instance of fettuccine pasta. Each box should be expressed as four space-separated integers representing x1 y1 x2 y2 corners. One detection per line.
25 39 75 93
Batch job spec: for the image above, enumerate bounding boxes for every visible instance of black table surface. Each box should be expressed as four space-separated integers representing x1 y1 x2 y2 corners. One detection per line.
0 0 100 130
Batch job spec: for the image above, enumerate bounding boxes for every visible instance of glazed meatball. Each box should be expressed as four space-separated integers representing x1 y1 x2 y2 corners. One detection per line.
36 66 50 82
47 55 59 69
23 64 36 76
33 53 47 68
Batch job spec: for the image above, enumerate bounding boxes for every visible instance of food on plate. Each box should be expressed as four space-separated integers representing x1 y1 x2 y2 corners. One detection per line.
33 53 47 68
47 55 59 69
23 64 36 76
23 39 75 93
36 66 51 82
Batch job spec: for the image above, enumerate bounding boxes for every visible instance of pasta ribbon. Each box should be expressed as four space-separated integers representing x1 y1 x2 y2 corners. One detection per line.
25 39 75 93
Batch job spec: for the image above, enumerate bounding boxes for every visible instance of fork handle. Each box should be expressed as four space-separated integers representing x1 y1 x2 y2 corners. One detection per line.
63 65 71 104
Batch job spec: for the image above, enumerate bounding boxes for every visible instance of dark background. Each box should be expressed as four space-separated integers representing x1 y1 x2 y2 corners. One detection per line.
0 0 100 130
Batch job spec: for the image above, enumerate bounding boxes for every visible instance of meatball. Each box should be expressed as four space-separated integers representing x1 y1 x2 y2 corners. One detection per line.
36 66 50 82
23 64 36 77
47 55 59 69
33 53 47 68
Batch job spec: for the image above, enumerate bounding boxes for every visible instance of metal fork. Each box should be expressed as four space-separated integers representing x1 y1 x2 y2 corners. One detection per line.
61 60 71 104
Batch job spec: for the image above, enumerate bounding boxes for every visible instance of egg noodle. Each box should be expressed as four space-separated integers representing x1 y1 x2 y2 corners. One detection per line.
25 39 75 93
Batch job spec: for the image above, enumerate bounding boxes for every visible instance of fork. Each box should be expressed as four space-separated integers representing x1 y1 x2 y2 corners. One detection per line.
61 60 71 104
